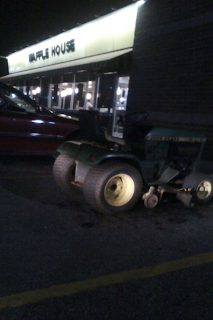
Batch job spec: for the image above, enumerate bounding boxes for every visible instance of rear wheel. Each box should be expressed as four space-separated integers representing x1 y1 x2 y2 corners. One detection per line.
83 161 143 214
53 154 76 194
183 173 213 204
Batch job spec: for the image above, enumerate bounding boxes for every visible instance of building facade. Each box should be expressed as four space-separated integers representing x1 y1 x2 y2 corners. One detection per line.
0 0 213 156
0 2 142 135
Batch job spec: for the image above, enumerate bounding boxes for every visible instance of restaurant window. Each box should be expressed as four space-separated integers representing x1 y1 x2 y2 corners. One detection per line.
58 74 73 109
50 83 60 108
61 81 73 109
73 81 86 109
73 72 96 110
86 81 95 110
48 72 96 110
31 86 41 101
29 78 41 103
39 77 50 108
66 72 96 110
49 76 62 108
14 80 25 94
115 77 129 111
97 74 117 114
113 76 130 138
72 81 95 110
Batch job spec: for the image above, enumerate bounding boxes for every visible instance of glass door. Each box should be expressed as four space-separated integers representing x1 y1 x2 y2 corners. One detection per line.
112 76 130 137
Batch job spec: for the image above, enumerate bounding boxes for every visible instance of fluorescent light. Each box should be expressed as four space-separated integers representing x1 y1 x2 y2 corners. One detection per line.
137 0 145 7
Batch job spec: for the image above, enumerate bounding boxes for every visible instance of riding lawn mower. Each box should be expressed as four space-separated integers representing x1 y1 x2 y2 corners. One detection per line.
53 110 213 214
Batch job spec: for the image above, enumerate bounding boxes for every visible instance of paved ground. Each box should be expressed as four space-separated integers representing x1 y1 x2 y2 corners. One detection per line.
0 155 213 319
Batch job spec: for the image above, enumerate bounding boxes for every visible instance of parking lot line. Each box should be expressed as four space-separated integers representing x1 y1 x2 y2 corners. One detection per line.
1 251 213 310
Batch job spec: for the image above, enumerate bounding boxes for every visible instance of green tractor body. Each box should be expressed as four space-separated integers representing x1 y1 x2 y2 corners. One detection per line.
53 110 212 214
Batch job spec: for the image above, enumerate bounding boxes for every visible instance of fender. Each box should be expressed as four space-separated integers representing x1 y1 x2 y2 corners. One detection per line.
57 141 174 185
57 141 141 166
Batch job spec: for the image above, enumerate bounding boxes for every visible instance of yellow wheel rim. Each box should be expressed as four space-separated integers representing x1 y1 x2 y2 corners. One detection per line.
196 180 212 200
104 174 135 207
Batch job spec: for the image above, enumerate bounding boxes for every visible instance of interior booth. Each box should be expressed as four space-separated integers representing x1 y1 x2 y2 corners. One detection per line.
0 2 142 136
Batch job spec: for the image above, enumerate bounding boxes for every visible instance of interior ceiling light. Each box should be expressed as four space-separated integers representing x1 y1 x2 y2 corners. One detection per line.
61 90 67 97
86 93 92 100
66 88 73 95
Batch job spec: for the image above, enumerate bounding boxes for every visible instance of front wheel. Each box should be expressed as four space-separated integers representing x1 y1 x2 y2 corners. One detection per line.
183 173 213 204
83 161 143 214
53 154 76 194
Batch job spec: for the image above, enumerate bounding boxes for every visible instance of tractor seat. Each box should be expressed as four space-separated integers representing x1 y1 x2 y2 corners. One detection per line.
78 110 125 145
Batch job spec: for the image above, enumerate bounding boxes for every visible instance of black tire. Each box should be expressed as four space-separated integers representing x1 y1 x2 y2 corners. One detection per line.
83 161 143 214
53 154 76 194
183 173 213 204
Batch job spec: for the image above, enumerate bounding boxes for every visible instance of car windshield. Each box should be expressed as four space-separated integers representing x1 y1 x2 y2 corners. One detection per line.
0 87 36 113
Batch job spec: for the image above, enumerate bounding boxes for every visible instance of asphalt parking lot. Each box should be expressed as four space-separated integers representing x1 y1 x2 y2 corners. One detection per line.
1 155 213 319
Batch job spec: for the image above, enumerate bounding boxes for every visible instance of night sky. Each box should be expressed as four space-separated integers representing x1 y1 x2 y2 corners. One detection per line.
1 0 135 56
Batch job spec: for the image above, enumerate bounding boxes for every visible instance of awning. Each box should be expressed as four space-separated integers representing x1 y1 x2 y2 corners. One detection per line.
0 48 132 81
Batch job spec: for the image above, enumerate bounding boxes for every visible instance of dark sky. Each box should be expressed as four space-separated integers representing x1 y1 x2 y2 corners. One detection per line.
1 0 135 56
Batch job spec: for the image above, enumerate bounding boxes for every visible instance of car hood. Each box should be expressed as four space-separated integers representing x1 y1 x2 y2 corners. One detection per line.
56 112 79 121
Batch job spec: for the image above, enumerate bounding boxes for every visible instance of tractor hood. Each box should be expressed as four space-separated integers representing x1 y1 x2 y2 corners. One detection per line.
145 127 206 142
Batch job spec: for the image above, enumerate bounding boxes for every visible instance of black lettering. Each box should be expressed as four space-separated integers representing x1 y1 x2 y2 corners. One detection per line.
66 39 75 53
61 43 66 54
52 46 56 56
29 53 36 62
36 50 43 60
45 48 49 59
42 48 49 60
71 39 75 52
56 45 60 55
29 48 49 62
66 41 71 53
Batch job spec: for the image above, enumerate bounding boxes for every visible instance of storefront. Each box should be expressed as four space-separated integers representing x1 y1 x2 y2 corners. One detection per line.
0 2 143 136
1 0 212 152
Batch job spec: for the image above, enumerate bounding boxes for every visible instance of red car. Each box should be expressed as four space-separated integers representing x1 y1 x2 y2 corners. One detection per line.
0 82 79 154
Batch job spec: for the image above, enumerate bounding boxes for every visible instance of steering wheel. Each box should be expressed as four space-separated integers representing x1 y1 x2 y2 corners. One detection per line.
117 111 148 127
